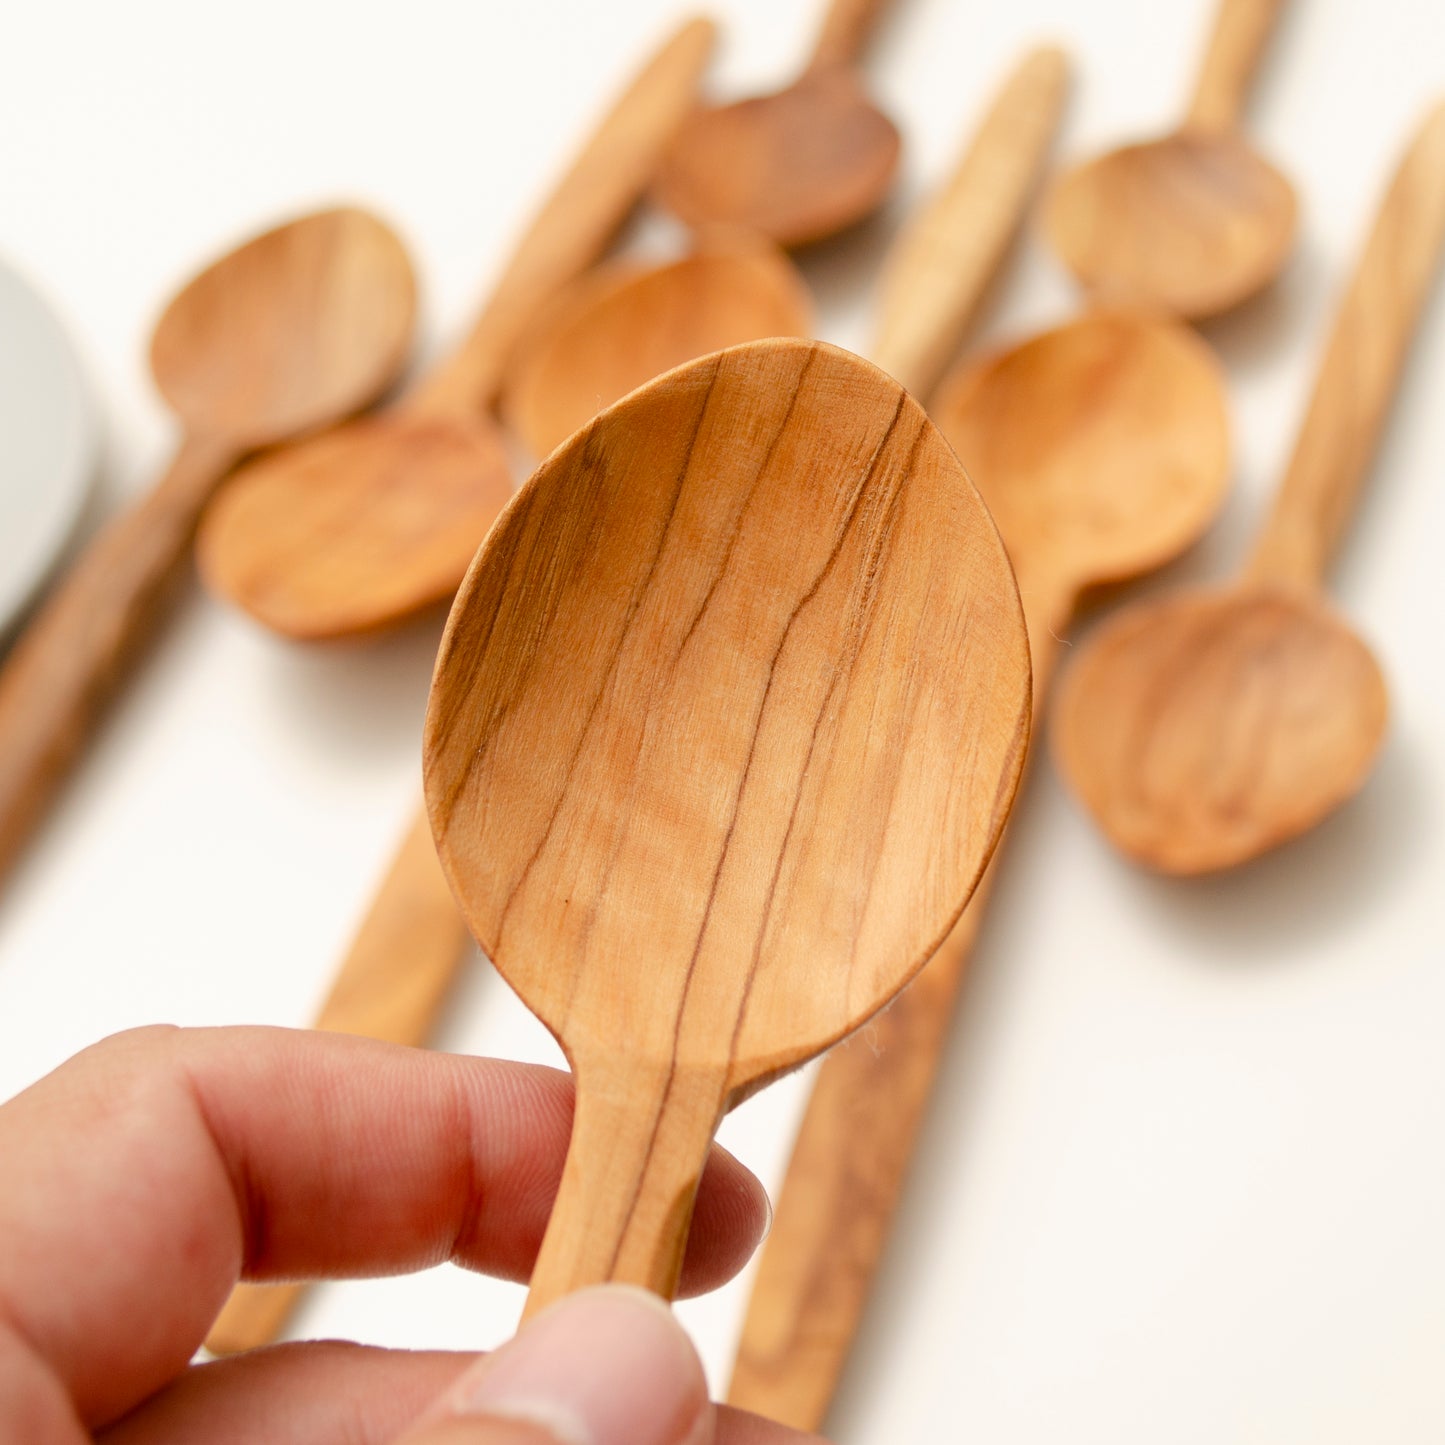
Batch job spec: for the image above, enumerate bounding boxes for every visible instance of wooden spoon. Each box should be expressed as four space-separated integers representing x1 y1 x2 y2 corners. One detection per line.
1051 103 1445 876
652 0 901 246
501 229 813 459
424 337 1031 1317
1045 0 1296 318
727 52 1231 1431
196 17 715 641
0 207 414 889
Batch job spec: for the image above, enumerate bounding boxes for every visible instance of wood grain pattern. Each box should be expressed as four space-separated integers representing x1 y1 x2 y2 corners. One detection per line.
197 17 715 640
204 809 470 1354
1044 0 1295 318
727 286 1231 1438
501 230 813 459
1051 101 1445 875
0 208 414 890
870 45 1070 398
423 338 1031 1319
652 1 900 246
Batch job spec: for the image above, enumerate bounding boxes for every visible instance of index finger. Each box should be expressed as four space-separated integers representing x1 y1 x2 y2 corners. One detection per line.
0 1026 767 1431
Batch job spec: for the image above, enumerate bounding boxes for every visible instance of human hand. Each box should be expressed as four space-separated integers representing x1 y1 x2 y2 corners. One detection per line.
0 1025 823 1444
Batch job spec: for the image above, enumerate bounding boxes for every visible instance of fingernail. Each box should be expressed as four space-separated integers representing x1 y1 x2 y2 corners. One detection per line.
441 1286 710 1445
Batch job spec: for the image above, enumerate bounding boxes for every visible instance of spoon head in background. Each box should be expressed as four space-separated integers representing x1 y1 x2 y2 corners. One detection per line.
651 69 901 247
501 232 813 458
150 207 416 447
1044 132 1297 319
1051 585 1388 875
931 310 1231 595
425 338 1030 1096
196 411 513 639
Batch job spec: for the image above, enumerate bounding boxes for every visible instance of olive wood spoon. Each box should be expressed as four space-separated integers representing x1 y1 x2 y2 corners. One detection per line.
501 229 813 459
726 53 1224 1431
424 337 1032 1319
1045 0 1296 318
197 17 715 640
1051 102 1445 876
652 0 901 246
0 207 414 890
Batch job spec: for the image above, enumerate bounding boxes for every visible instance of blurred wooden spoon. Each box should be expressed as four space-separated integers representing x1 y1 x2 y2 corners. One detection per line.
1045 0 1296 317
0 206 414 890
425 337 1030 1318
501 229 812 459
653 0 901 245
1051 102 1445 874
197 17 715 641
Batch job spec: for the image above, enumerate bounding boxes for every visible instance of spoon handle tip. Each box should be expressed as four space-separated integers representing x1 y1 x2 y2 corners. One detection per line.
1248 99 1445 589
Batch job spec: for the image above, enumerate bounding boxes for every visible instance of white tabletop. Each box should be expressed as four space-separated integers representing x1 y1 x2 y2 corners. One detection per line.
2 1 1443 1439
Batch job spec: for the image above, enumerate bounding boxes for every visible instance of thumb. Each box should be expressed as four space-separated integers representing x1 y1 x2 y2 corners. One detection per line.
396 1284 714 1445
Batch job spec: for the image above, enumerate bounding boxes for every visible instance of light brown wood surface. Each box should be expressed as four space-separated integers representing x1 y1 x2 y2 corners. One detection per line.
1044 0 1296 318
0 208 414 892
423 338 1031 1320
196 17 716 640
205 809 470 1354
870 45 1069 398
651 0 900 246
501 230 813 459
726 70 1237 1420
1051 101 1445 876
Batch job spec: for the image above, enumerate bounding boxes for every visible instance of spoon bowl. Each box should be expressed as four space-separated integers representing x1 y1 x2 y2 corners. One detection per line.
653 67 900 246
1045 132 1296 319
197 413 512 639
1043 0 1297 317
1052 585 1386 874
502 232 813 458
151 206 414 446
425 337 1031 1314
932 310 1231 597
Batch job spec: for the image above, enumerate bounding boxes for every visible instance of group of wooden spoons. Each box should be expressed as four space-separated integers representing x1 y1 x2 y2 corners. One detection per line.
2 0 1443 1434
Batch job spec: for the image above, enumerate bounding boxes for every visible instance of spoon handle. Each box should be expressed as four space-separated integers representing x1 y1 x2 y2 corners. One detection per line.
205 807 469 1354
409 17 715 419
1186 0 1289 131
0 433 235 889
726 581 1070 1431
871 45 1070 399
522 1056 727 1321
1247 101 1445 590
807 0 896 72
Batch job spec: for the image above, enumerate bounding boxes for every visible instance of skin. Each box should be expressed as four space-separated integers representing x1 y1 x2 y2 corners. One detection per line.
0 1027 823 1445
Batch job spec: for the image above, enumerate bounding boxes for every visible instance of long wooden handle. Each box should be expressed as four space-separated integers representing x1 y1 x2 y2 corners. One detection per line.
205 807 470 1355
0 434 236 890
521 1057 726 1322
409 17 716 418
1247 101 1445 589
870 45 1070 399
807 0 896 72
1186 0 1289 130
726 580 1069 1432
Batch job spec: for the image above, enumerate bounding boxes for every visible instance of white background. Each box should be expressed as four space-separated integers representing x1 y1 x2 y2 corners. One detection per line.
3 1 1444 1440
